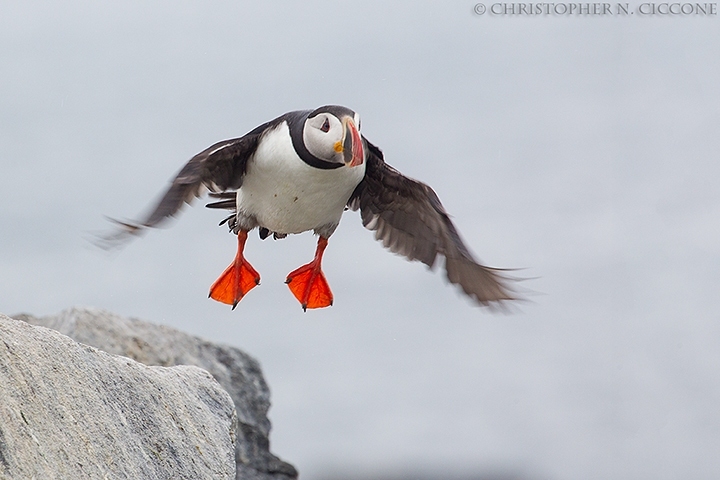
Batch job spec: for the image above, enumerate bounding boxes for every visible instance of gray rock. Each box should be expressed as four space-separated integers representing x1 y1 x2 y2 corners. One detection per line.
14 307 297 480
0 314 237 480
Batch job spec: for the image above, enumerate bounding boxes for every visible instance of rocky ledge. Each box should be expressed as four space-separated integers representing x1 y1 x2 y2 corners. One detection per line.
2 307 297 480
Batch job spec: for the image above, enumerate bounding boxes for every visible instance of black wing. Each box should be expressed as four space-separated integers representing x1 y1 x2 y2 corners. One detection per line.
348 139 518 308
97 118 282 248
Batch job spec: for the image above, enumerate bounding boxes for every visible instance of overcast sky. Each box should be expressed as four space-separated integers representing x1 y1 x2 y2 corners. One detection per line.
2 2 720 479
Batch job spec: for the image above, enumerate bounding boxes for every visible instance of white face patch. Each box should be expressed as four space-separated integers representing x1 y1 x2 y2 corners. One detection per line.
303 113 344 163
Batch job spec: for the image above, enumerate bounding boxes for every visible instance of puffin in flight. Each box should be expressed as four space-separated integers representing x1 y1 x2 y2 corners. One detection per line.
103 105 517 310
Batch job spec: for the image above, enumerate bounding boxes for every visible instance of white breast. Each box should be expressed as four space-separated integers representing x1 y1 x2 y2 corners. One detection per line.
236 121 366 235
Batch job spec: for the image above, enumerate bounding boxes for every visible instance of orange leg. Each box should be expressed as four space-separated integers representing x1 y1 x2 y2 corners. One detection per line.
285 236 333 311
209 230 260 309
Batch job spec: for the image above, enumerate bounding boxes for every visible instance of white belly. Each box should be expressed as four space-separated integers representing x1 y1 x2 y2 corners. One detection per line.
236 122 366 235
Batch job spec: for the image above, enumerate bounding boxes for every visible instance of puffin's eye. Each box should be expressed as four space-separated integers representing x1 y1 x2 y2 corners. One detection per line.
320 118 330 133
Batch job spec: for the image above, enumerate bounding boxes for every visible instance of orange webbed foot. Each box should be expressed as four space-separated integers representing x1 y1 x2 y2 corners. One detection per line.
285 237 333 311
209 230 260 309
209 259 260 309
286 264 333 311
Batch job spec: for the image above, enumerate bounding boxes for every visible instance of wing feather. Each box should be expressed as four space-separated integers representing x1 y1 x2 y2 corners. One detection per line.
348 139 518 308
97 119 280 248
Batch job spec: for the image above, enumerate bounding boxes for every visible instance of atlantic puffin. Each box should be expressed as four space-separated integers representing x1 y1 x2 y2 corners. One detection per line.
102 105 518 310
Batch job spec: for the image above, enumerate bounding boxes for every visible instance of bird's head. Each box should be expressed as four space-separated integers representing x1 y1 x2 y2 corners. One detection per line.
303 105 364 168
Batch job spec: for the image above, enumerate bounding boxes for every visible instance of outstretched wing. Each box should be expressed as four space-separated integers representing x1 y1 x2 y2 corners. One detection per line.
348 139 518 308
97 118 281 248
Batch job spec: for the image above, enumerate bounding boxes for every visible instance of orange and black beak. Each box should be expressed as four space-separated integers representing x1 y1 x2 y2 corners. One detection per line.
341 117 364 167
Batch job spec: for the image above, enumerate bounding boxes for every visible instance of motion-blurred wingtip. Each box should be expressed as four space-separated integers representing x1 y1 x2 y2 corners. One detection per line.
89 217 147 251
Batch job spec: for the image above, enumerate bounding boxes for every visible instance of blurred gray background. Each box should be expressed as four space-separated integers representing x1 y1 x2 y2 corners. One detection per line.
2 2 719 479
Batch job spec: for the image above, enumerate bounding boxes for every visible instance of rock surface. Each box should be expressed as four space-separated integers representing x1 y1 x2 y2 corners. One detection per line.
14 307 297 480
0 313 237 479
